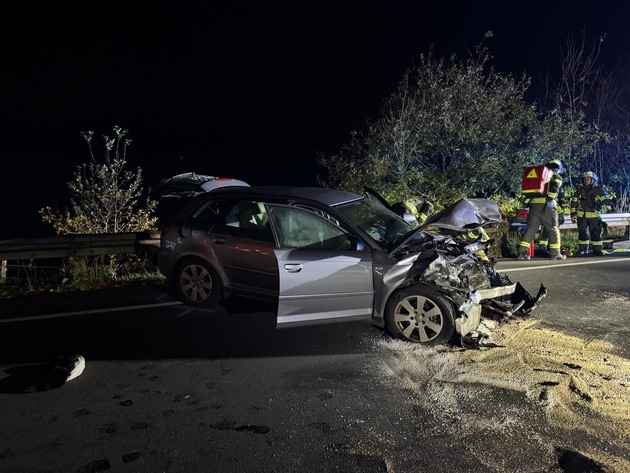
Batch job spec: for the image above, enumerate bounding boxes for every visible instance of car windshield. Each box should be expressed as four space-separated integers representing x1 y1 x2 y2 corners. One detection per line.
334 198 413 252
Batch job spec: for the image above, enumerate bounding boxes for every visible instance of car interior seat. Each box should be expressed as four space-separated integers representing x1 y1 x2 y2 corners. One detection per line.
239 201 272 230
238 202 261 229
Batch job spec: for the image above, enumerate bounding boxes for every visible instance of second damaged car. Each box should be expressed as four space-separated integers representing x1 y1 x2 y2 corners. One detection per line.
157 186 546 346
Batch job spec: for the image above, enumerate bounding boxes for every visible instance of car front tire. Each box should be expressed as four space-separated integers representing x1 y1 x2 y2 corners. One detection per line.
174 258 222 306
385 285 455 345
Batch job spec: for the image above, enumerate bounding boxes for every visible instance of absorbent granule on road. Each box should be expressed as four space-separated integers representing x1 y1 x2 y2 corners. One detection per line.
375 320 630 473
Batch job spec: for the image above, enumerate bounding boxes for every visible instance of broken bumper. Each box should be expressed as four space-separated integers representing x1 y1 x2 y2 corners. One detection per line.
455 282 547 336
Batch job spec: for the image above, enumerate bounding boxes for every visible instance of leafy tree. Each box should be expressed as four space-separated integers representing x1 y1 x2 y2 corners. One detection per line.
586 61 630 211
538 33 630 212
541 32 607 188
40 126 157 234
318 34 540 207
317 33 609 214
40 126 158 283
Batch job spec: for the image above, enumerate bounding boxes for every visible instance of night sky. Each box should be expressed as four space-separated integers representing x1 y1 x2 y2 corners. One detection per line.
2 1 630 238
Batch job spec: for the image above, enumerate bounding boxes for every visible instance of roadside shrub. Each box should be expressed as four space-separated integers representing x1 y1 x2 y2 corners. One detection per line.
39 126 158 285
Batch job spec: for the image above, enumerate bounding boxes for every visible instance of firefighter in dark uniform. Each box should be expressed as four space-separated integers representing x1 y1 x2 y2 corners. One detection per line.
402 197 434 226
518 159 565 260
537 202 565 255
570 171 610 256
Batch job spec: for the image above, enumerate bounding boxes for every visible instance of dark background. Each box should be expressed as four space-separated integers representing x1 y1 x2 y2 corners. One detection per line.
2 1 630 238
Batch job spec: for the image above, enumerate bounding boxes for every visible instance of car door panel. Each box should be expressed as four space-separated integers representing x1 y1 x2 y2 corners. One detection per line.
210 234 279 298
266 204 374 325
274 248 374 324
205 200 279 299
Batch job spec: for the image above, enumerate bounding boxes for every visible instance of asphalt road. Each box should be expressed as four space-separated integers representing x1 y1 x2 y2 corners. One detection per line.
0 254 629 472
496 254 630 358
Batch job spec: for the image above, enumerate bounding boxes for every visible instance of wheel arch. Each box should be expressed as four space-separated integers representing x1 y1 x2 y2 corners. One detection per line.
372 260 435 327
173 254 227 303
375 276 457 327
383 282 458 345
172 251 228 290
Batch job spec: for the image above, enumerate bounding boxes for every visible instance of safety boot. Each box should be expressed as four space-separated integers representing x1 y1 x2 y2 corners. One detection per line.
549 254 566 261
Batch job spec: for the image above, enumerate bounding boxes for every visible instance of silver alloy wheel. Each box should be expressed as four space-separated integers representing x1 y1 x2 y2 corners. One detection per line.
179 262 214 303
392 294 446 343
385 285 455 345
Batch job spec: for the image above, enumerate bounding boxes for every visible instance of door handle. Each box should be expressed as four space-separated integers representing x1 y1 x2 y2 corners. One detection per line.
284 264 303 273
212 238 226 244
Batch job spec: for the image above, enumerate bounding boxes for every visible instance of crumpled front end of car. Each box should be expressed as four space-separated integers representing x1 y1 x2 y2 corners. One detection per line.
421 253 546 338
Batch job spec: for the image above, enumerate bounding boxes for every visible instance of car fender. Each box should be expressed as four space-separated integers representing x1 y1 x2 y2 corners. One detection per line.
173 249 230 293
372 253 434 327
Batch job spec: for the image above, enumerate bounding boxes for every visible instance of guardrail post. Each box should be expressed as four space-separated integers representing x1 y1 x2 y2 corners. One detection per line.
1 260 6 284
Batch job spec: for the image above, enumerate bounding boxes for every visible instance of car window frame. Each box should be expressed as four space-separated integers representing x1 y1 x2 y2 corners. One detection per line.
266 203 358 251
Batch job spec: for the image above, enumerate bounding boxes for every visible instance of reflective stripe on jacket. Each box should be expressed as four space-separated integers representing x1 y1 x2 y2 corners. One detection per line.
570 185 609 219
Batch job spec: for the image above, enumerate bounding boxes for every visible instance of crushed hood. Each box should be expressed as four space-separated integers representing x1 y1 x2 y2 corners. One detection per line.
421 198 503 231
390 198 502 255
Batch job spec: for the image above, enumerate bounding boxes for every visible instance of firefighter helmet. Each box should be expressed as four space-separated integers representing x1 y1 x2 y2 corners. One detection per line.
546 159 562 172
582 171 595 179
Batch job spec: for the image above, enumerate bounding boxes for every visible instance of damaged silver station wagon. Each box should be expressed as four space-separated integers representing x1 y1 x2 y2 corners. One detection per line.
157 186 546 346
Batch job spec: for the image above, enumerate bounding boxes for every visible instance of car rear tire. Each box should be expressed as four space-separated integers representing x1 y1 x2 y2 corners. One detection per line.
384 285 455 345
174 258 222 306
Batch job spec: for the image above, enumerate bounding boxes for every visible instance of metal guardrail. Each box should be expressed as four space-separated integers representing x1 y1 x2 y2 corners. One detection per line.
559 213 630 231
0 232 161 261
0 213 628 263
486 213 630 235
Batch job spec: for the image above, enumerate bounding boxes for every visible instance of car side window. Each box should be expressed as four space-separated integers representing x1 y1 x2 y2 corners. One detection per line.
290 204 341 226
192 199 224 223
224 201 274 242
268 206 353 250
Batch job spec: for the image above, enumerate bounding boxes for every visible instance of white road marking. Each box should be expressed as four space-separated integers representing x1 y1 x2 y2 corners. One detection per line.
0 301 183 324
500 256 629 272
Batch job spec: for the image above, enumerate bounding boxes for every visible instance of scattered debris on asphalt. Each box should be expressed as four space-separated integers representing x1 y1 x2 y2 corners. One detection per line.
376 320 630 472
24 355 85 392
